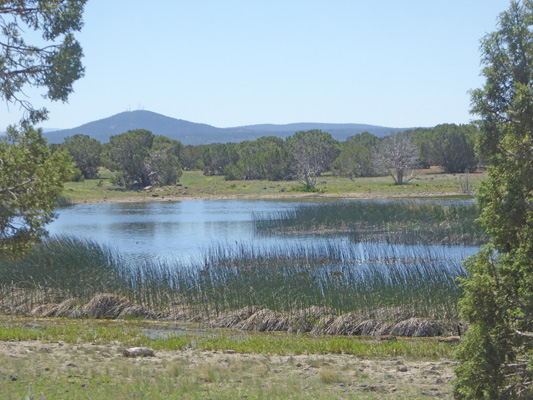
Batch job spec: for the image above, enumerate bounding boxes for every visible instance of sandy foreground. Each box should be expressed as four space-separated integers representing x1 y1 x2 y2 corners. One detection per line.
0 339 455 399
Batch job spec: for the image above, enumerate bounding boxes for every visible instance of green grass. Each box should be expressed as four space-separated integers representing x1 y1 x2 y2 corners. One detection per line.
0 316 454 358
0 236 123 301
61 167 486 203
190 242 466 320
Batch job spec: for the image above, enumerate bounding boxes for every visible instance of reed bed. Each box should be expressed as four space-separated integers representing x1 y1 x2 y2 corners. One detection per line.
193 242 466 321
253 200 487 246
0 236 468 333
0 236 123 303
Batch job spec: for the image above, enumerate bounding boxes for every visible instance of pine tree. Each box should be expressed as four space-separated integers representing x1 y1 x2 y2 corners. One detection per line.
454 1 533 398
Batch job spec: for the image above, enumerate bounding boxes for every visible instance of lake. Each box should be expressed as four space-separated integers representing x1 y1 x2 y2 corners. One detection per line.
48 199 477 265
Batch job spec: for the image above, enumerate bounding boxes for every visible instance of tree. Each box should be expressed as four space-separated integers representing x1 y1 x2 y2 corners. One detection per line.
373 133 418 185
0 125 72 256
104 129 153 187
202 143 239 176
333 132 379 178
430 124 478 173
286 130 339 189
61 134 102 179
454 1 533 398
224 137 291 181
406 127 434 168
0 1 86 256
104 130 183 187
179 145 206 171
150 135 183 185
0 1 86 123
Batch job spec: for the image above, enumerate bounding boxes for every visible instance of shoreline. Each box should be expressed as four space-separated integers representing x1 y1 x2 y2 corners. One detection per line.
66 190 472 205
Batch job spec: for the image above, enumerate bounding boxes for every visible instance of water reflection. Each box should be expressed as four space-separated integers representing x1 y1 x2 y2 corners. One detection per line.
48 199 477 264
49 200 306 263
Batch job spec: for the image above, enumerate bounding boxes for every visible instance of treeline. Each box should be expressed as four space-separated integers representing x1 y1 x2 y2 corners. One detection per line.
52 123 479 188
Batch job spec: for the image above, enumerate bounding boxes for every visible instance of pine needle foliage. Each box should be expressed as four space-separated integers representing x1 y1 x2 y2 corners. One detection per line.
454 1 533 398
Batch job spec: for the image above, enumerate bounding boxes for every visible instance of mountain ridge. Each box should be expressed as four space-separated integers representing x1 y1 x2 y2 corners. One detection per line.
43 110 414 145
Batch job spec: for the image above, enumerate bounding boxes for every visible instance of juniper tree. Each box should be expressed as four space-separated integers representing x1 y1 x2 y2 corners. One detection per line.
454 1 533 398
0 0 86 123
0 1 86 256
0 125 72 256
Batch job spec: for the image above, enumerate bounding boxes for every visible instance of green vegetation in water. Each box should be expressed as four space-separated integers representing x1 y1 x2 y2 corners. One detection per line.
0 236 466 325
0 236 123 300
194 242 465 321
254 200 487 246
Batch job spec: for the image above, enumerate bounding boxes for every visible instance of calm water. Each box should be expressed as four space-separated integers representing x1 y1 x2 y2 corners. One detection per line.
47 199 477 264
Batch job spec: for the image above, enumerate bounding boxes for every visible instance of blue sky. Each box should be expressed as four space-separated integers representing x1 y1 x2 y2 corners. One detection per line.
0 0 513 130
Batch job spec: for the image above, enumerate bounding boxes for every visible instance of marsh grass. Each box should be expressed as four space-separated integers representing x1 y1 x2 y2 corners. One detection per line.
0 236 467 325
254 200 487 246
0 235 122 301
194 242 466 320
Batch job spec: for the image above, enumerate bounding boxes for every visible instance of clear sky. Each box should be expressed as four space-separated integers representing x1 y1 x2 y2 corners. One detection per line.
0 0 514 130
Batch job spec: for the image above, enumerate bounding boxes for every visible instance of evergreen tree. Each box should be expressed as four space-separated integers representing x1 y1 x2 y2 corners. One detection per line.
104 130 183 187
0 125 72 256
455 1 533 398
61 134 102 179
0 1 86 255
0 1 86 123
286 130 339 189
333 132 379 178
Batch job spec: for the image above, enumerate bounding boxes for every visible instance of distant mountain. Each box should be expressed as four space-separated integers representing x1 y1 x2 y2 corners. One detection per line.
236 123 408 142
44 111 225 145
44 110 412 145
240 122 401 133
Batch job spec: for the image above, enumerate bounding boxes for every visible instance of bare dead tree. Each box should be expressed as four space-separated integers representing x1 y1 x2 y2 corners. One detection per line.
287 130 339 189
373 133 419 185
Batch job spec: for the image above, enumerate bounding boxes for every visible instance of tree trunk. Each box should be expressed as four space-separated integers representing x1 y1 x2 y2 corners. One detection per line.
396 170 403 185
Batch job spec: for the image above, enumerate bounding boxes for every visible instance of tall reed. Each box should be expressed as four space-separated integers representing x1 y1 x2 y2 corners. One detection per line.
0 236 469 323
253 200 487 246
192 241 467 320
0 236 123 301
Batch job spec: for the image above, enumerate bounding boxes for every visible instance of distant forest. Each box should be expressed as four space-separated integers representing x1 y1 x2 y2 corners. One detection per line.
53 123 479 189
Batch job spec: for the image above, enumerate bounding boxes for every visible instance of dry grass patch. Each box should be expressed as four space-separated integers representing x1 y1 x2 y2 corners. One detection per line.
0 338 456 399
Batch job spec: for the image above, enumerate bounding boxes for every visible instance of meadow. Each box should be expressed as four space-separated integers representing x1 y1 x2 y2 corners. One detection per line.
60 167 485 204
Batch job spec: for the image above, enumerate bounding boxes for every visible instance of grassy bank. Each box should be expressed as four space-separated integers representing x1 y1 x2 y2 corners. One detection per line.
61 167 486 203
0 317 454 358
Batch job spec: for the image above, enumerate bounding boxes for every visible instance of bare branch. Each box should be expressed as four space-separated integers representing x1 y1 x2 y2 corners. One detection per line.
0 178 34 195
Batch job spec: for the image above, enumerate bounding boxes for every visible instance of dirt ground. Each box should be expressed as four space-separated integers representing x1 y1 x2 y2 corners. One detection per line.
0 339 456 399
